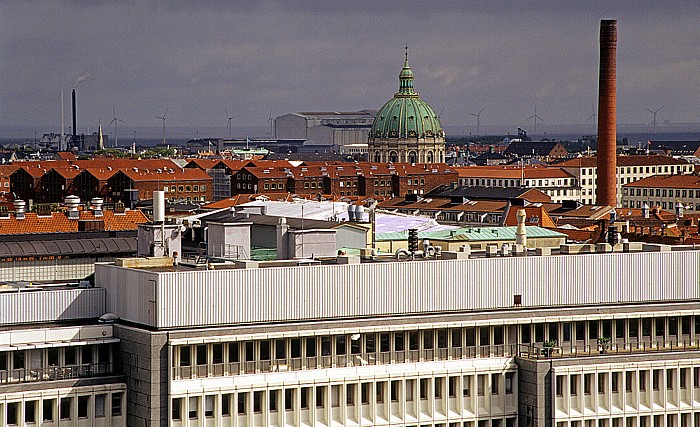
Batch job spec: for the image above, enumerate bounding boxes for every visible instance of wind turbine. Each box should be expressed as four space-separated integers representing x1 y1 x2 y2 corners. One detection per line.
585 107 598 133
108 106 124 148
469 107 485 136
645 106 664 134
156 109 168 145
225 109 237 140
267 110 274 138
526 104 544 136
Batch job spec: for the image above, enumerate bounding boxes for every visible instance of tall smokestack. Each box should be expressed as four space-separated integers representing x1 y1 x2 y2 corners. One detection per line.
596 19 617 207
72 89 77 139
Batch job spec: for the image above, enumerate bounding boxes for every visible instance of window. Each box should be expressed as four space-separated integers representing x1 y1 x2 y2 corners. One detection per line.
78 396 89 418
180 346 191 366
205 395 215 417
284 389 294 410
598 373 606 394
449 376 458 397
478 375 486 396
346 384 355 405
611 372 620 392
321 336 332 356
361 383 370 404
43 399 55 422
189 396 198 419
228 342 239 362
300 388 309 409
172 398 182 420
556 376 564 396
420 378 429 399
25 401 36 423
584 374 592 394
491 374 499 394
391 380 400 401
505 373 514 394
212 343 223 364
196 344 207 365
6 402 18 425
463 376 471 396
253 391 263 413
315 387 325 409
238 393 247 414
435 377 444 398
653 369 661 390
95 394 106 418
222 394 231 416
680 368 688 389
400 379 412 402
270 390 279 411
306 337 316 357
626 371 633 392
667 369 674 390
395 332 405 351
59 397 73 420
375 382 384 403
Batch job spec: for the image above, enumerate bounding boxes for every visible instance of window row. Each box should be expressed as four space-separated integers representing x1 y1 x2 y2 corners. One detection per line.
171 316 700 370
163 184 207 193
3 393 123 425
556 412 700 427
556 368 700 397
172 373 516 420
0 343 113 372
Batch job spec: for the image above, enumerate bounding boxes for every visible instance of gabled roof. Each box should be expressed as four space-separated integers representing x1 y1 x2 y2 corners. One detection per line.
503 206 556 228
454 165 573 179
504 141 566 156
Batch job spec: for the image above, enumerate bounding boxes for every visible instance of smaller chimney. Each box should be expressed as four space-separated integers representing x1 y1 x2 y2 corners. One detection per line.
642 203 650 219
515 209 527 246
276 217 289 259
91 197 104 217
675 202 684 219
13 199 25 220
64 195 81 220
153 190 165 223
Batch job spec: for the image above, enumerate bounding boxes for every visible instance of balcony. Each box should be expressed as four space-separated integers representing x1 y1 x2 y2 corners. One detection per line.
0 362 114 385
172 344 518 380
519 339 700 359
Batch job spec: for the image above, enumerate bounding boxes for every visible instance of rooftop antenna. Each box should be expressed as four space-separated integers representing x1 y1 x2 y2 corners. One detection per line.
108 105 124 148
526 103 544 136
156 108 168 145
469 107 485 136
267 109 274 138
645 105 664 134
225 109 237 140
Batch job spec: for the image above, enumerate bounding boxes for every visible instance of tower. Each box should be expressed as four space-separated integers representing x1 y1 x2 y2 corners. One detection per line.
596 20 618 207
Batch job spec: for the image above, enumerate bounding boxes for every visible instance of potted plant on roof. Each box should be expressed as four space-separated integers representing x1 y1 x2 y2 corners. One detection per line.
542 339 557 357
597 336 611 354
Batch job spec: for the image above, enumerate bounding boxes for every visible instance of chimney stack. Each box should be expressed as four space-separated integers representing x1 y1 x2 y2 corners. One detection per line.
596 19 618 207
72 89 77 141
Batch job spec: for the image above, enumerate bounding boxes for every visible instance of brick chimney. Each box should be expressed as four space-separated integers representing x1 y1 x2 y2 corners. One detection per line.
596 19 618 207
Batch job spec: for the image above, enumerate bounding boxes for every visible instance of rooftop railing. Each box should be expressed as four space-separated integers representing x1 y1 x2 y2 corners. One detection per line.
519 339 700 360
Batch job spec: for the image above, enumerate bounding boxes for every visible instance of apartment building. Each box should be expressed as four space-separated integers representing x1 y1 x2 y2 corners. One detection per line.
86 245 700 427
455 166 579 204
622 174 700 211
556 156 693 206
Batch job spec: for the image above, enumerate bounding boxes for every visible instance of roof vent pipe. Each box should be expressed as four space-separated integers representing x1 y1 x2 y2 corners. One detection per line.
13 199 25 220
91 197 104 217
64 195 80 219
153 190 165 223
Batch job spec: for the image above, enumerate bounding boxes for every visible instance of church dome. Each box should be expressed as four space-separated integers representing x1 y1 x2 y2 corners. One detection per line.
370 52 444 140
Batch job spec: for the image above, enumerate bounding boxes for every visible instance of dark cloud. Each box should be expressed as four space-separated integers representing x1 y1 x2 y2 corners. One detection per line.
2 1 699 136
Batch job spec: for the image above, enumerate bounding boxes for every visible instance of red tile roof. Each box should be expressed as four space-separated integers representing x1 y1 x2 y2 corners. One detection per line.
454 165 573 179
622 174 700 189
0 209 148 235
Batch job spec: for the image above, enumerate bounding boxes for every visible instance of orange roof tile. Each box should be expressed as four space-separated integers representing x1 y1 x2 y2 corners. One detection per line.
622 174 700 189
0 209 148 235
503 206 556 228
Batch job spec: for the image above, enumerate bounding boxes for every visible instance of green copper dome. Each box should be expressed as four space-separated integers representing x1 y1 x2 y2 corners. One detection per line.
370 51 444 140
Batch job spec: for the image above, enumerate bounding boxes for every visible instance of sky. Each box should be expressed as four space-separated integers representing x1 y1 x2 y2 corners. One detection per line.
2 1 699 138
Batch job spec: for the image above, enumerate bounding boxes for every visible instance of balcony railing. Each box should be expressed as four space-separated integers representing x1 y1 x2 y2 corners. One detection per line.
172 344 518 380
0 362 114 385
519 339 700 359
171 339 700 381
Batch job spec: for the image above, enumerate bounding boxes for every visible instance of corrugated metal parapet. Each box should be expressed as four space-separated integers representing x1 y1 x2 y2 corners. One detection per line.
97 250 700 329
0 288 106 325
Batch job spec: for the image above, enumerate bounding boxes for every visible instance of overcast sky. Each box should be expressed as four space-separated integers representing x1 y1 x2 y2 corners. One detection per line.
2 1 699 137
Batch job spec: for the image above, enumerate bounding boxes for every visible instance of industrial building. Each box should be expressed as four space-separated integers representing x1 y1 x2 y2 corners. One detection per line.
274 111 376 150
